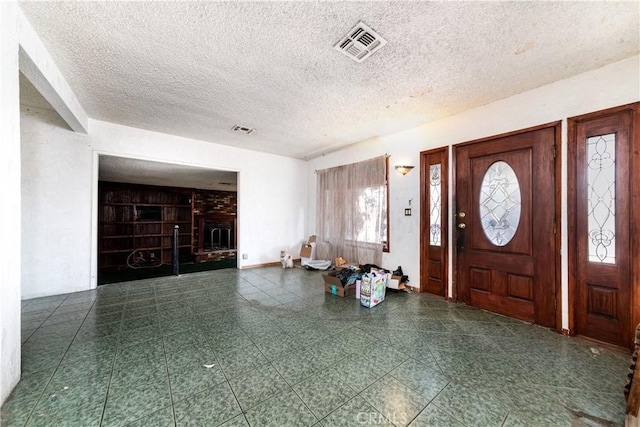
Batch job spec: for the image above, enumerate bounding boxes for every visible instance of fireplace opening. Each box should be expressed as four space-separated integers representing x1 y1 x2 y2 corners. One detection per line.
196 215 236 253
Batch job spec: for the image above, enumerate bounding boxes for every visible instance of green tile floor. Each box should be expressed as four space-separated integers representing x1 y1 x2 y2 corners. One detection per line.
1 267 631 426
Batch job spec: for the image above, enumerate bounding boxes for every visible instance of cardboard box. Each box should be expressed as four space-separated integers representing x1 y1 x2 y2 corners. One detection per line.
300 235 317 258
323 270 356 297
387 274 406 290
300 245 312 258
335 263 359 271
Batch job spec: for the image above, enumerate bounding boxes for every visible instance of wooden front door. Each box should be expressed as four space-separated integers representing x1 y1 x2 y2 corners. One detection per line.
455 124 559 327
420 148 448 297
569 104 639 349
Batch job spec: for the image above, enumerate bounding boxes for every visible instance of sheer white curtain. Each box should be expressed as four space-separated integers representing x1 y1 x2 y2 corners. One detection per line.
316 155 387 266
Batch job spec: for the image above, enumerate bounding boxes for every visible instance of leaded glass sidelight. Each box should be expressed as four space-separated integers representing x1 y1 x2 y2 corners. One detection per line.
587 133 616 264
479 161 521 246
429 164 441 246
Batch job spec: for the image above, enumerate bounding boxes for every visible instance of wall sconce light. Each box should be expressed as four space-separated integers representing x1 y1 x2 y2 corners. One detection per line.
395 165 414 176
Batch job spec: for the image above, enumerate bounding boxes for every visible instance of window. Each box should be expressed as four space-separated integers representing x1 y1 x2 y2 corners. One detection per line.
316 155 388 265
586 133 616 264
350 174 388 251
429 163 442 246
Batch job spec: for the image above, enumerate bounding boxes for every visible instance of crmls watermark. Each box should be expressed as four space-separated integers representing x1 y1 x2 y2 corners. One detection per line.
356 412 408 425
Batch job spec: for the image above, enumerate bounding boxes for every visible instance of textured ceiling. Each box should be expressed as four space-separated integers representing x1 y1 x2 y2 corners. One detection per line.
18 1 640 160
19 69 237 191
99 155 238 191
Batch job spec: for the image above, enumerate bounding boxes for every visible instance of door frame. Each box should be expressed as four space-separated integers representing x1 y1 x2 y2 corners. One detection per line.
567 103 640 346
452 122 562 332
419 147 449 297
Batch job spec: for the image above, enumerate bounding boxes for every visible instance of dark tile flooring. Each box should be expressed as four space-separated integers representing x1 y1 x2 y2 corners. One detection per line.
0 267 631 426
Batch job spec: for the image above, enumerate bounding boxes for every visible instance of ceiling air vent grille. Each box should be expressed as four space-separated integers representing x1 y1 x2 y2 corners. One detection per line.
334 21 387 63
231 124 255 135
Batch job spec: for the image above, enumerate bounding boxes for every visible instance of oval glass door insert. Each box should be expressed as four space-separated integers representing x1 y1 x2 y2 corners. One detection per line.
479 161 521 246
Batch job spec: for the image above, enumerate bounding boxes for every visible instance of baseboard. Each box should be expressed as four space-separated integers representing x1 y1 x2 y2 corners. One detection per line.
575 334 631 353
241 261 282 269
242 259 307 269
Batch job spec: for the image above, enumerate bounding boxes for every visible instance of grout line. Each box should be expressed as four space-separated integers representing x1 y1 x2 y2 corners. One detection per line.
97 292 125 427
286 385 321 424
21 294 99 426
21 297 67 345
160 335 178 427
96 337 119 427
500 412 511 426
220 363 246 421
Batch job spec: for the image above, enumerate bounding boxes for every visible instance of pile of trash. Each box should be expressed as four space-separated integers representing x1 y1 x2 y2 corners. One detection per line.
330 264 410 288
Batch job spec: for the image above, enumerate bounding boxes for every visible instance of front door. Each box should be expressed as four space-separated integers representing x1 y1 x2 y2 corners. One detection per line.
455 124 558 327
569 104 638 348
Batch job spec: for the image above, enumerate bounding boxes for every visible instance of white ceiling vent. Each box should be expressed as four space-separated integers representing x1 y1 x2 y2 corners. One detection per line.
334 21 387 63
231 124 255 135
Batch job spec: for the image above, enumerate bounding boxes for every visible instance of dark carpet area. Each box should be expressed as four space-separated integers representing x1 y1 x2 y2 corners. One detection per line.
98 259 237 285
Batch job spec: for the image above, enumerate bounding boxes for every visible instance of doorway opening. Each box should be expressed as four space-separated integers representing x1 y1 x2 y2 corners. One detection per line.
96 155 238 285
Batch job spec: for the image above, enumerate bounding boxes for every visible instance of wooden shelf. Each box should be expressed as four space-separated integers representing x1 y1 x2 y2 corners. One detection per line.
102 203 191 207
100 234 189 239
100 245 192 254
100 221 137 224
100 249 140 254
98 182 195 271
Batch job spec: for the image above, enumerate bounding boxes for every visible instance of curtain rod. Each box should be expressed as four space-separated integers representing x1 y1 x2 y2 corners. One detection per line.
314 153 390 173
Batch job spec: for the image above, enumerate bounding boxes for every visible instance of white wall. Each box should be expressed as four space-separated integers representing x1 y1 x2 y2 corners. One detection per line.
0 0 22 406
21 111 307 299
21 107 91 298
307 55 640 331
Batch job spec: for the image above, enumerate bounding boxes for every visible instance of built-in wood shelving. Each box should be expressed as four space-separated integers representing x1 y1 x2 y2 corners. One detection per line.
98 182 194 270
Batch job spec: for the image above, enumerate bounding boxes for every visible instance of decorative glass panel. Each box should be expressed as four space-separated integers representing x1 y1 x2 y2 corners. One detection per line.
587 133 616 264
479 161 521 246
429 164 441 246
